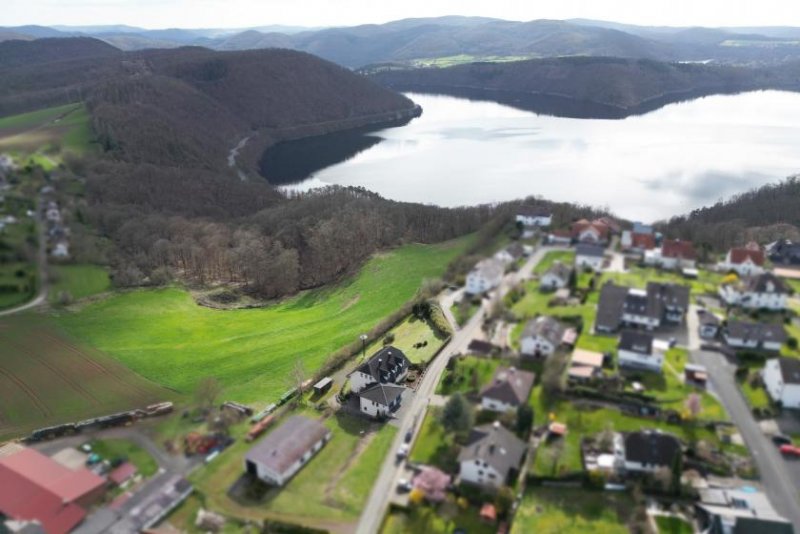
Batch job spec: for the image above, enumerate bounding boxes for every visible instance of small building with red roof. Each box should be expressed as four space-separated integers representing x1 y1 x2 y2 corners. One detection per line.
109 462 137 486
719 243 765 276
571 219 610 245
0 447 106 534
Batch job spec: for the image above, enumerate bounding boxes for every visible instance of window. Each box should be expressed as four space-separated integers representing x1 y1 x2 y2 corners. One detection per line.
478 470 484 476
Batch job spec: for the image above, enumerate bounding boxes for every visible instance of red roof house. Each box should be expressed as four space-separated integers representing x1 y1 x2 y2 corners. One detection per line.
661 239 696 260
728 247 765 266
631 233 656 251
0 447 106 534
109 462 137 486
571 219 610 243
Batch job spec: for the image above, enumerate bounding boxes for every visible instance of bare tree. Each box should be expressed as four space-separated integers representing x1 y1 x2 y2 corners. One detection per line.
194 377 223 412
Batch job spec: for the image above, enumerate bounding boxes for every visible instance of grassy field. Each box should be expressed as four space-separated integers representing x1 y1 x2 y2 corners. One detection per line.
0 314 170 440
436 355 503 396
382 504 494 534
0 262 37 310
364 315 447 365
534 250 575 275
190 412 396 529
655 515 694 534
410 54 533 68
598 267 722 300
50 264 110 302
89 438 158 477
409 407 454 469
56 239 470 405
512 487 633 534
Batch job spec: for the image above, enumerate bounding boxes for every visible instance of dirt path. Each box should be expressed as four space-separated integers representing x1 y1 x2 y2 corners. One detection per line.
227 135 252 181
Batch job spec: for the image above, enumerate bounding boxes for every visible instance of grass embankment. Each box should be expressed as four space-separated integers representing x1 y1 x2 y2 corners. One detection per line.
56 239 470 405
409 407 453 469
512 487 633 534
49 264 110 302
89 438 158 477
363 315 448 365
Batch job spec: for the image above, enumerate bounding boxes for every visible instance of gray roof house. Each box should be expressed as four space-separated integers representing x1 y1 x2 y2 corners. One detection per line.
520 315 565 357
597 281 690 332
350 346 410 386
724 321 787 351
623 430 681 472
479 367 535 411
696 487 794 534
595 282 629 333
575 243 606 258
458 422 527 488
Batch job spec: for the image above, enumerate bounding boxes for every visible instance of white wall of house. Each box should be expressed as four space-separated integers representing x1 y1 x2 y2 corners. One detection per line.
644 251 695 270
520 335 556 357
718 287 787 311
516 214 551 227
480 396 516 413
247 434 330 486
359 396 393 418
349 371 375 393
618 349 663 372
494 250 515 264
540 272 568 290
764 359 800 408
575 254 604 272
718 258 764 277
577 228 601 243
460 459 504 488
624 459 666 474
621 312 660 330
466 271 501 295
548 234 572 245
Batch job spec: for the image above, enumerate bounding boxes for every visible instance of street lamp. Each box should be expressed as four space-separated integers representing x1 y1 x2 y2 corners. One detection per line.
359 334 368 361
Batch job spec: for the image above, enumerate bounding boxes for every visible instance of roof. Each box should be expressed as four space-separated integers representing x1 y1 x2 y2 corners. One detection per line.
619 330 654 355
544 261 572 281
623 288 661 320
359 383 405 406
624 430 681 467
351 345 410 382
245 415 331 476
648 282 690 310
698 311 721 326
468 339 497 355
726 321 787 345
313 377 333 390
775 357 800 385
595 282 628 331
471 258 505 282
568 366 595 379
109 462 137 485
480 367 535 407
631 232 656 250
575 244 605 258
661 239 696 260
458 423 526 478
570 349 604 368
572 219 610 239
505 242 525 259
728 247 765 266
744 273 792 295
521 316 564 346
480 503 497 521
698 488 793 532
632 222 653 235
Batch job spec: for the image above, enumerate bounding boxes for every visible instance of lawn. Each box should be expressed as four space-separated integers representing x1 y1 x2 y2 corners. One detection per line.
382 503 494 534
364 315 448 365
450 300 479 327
49 264 110 302
436 355 502 396
655 515 694 534
0 262 37 310
55 239 470 405
409 407 455 470
89 438 158 477
512 487 634 534
0 313 170 440
191 412 396 529
599 267 722 299
739 372 771 410
0 103 95 163
534 250 575 275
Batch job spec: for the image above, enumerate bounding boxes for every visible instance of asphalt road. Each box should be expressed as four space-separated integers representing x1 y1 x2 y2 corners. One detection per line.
686 305 800 529
354 246 559 534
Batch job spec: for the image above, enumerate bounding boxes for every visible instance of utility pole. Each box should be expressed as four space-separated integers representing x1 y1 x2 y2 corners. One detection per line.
359 333 368 361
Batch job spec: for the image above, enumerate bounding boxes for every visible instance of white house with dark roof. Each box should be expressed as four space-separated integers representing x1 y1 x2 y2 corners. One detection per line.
596 282 689 333
348 346 409 393
623 430 681 474
574 243 605 272
244 415 331 486
479 366 535 413
718 272 791 311
520 316 565 357
764 357 800 408
515 207 552 228
618 330 663 373
540 261 572 290
458 422 526 489
494 242 525 265
724 321 786 352
358 383 406 418
465 258 504 295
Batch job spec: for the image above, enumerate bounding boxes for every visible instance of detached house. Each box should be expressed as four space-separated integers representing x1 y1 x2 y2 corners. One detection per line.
458 422 527 489
520 316 565 357
618 330 663 373
494 243 525 265
571 219 610 245
348 346 410 418
645 239 696 270
465 258 504 295
718 272 791 311
596 282 689 333
768 239 800 266
540 261 572 290
623 430 681 474
574 243 605 272
764 357 800 409
479 366 535 413
724 320 786 352
718 243 765 277
697 311 721 339
621 231 656 254
515 207 552 228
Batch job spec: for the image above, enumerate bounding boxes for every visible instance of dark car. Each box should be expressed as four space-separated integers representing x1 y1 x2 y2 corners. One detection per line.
404 429 413 443
772 435 792 447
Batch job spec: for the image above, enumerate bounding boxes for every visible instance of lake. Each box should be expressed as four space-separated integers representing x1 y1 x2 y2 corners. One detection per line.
262 90 800 222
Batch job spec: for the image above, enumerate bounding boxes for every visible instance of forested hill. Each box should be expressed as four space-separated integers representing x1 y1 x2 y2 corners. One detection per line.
366 57 800 116
659 177 800 251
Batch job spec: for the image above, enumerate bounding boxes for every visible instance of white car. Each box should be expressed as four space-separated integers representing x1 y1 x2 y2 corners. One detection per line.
396 479 412 493
396 443 410 460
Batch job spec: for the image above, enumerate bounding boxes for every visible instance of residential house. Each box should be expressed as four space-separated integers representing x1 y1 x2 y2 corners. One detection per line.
571 219 610 245
718 243 765 277
697 310 721 339
348 346 410 393
540 261 572 290
458 422 527 489
768 239 800 266
618 331 663 373
358 383 406 418
568 349 605 382
763 357 800 409
621 231 656 254
479 367 535 413
465 258 504 295
494 242 524 265
632 222 653 235
547 229 572 245
645 239 696 270
623 430 681 474
574 243 605 272
596 281 690 333
520 316 565 357
724 320 787 352
515 207 552 228
718 272 791 311
244 415 331 486
696 487 794 534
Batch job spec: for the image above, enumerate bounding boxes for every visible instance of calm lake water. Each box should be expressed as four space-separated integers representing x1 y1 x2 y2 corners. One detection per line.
264 91 800 222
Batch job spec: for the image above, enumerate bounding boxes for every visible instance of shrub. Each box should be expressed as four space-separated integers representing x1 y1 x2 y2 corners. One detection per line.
383 333 395 345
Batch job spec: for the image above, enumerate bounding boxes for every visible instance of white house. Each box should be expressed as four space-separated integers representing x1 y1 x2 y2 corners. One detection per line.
574 244 605 272
623 430 681 474
718 273 791 311
244 415 331 486
465 258 504 295
51 242 69 259
618 330 663 373
547 230 572 245
515 207 552 228
763 357 800 409
718 244 765 277
644 239 696 270
520 316 565 357
358 383 406 418
494 243 524 265
479 366 535 413
571 219 610 244
724 320 786 352
458 422 526 489
348 346 410 393
540 261 572 290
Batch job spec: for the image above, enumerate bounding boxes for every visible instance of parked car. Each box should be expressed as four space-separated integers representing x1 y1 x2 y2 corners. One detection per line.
771 435 792 447
404 429 413 443
779 444 800 457
396 479 412 493
396 443 410 461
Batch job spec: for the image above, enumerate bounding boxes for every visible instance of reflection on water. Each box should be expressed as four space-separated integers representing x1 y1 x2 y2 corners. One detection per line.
263 91 800 222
